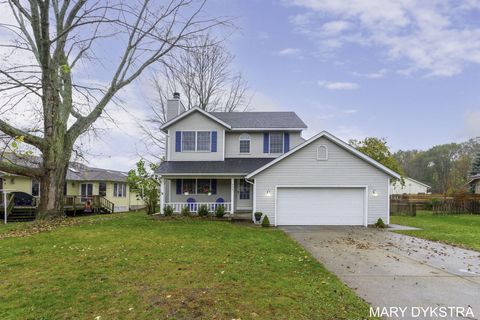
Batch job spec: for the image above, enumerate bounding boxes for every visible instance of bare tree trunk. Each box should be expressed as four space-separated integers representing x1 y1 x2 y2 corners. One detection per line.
37 158 69 219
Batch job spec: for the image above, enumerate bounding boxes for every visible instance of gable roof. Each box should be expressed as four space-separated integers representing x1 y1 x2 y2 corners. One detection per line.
160 107 232 131
467 174 480 185
404 177 431 188
160 108 307 131
246 131 401 179
209 111 307 130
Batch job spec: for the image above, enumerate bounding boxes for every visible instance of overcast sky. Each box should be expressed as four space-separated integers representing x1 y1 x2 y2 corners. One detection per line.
3 0 480 172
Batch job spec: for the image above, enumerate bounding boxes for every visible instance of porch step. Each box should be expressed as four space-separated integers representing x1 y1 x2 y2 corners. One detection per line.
231 212 252 221
0 208 36 222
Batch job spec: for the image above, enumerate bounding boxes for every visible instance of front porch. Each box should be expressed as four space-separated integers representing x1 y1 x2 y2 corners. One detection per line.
159 177 253 215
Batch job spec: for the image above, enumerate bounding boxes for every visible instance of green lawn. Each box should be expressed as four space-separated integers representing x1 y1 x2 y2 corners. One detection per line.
0 213 373 319
391 210 480 251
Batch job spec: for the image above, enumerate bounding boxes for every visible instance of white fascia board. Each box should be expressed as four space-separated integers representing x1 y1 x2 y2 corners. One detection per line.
160 107 232 131
229 128 305 131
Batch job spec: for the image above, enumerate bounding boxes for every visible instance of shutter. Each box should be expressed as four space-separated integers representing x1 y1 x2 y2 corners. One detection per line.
211 131 217 152
175 131 181 152
211 179 217 194
284 132 290 152
263 132 269 153
176 179 182 194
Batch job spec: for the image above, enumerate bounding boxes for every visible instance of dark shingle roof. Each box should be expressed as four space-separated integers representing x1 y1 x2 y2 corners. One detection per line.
209 112 307 129
66 164 128 182
0 153 128 182
155 158 275 175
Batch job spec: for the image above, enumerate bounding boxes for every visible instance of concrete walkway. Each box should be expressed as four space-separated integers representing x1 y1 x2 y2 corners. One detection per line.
281 226 480 320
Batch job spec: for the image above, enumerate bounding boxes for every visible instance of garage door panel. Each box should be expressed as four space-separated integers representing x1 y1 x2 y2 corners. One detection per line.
277 188 364 225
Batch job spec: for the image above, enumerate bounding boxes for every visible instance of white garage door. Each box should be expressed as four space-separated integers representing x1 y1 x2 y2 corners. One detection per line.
276 187 365 225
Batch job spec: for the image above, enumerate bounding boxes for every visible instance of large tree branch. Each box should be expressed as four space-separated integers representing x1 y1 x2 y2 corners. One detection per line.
0 119 46 149
0 159 43 177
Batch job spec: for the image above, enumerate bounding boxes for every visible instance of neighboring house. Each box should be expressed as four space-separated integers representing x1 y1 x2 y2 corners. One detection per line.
155 93 400 226
468 174 480 194
0 161 144 212
390 177 430 195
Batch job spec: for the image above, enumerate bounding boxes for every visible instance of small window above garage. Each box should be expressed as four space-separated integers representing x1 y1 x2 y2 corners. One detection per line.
317 145 328 161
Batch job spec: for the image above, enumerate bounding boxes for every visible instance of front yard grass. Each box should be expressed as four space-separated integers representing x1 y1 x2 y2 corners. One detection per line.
0 212 373 319
391 210 480 251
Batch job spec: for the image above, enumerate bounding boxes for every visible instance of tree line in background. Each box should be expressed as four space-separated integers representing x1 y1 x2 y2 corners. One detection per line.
350 136 480 195
394 138 480 194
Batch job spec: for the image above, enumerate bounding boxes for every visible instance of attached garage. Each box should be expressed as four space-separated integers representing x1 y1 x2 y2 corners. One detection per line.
276 187 366 226
246 131 401 226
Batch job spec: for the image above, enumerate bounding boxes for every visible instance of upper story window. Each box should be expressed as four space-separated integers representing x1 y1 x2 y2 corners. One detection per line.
269 132 284 153
196 132 211 152
178 131 215 152
239 133 250 154
181 131 196 151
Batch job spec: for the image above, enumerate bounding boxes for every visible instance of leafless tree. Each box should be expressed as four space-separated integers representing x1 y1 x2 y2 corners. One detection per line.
141 35 250 159
0 0 227 219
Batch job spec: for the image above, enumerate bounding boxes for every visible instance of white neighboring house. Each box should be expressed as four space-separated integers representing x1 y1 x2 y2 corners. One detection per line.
390 177 430 195
156 93 400 226
468 174 480 194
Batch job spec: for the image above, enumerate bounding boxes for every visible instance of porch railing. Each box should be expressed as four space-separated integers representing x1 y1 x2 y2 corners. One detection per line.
166 202 232 214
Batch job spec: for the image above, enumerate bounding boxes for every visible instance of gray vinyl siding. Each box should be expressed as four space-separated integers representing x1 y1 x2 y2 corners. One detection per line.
167 112 225 161
252 137 390 225
225 132 304 158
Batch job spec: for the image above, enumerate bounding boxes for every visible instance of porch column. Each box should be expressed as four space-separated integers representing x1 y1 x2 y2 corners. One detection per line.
230 178 235 214
159 176 165 214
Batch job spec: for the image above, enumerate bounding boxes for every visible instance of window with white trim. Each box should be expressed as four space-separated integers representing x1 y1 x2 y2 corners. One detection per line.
182 179 196 194
181 131 196 151
181 131 212 152
113 183 127 197
239 133 250 153
196 131 211 152
196 179 212 194
317 145 328 160
269 132 284 153
181 179 215 194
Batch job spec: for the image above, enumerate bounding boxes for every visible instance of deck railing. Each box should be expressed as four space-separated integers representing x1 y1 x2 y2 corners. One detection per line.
64 195 115 213
166 202 232 214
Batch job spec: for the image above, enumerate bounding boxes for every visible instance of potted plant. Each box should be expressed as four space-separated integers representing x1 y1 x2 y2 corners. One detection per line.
254 211 263 223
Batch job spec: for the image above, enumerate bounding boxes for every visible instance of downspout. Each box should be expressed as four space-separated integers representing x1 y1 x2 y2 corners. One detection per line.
244 178 255 223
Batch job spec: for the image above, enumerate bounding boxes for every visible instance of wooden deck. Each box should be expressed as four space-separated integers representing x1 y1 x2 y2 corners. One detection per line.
0 195 115 222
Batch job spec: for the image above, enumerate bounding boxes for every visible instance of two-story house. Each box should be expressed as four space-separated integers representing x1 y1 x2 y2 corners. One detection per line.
156 93 400 226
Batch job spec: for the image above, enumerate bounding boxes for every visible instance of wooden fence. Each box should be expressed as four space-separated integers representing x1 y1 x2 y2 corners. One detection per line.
390 194 480 215
432 199 480 215
390 200 416 216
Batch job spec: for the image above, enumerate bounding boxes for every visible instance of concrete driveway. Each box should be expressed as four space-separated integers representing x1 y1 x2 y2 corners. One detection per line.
281 226 480 320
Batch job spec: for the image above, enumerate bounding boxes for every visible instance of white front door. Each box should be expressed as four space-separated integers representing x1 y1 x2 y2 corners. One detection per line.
236 179 252 210
276 187 365 225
